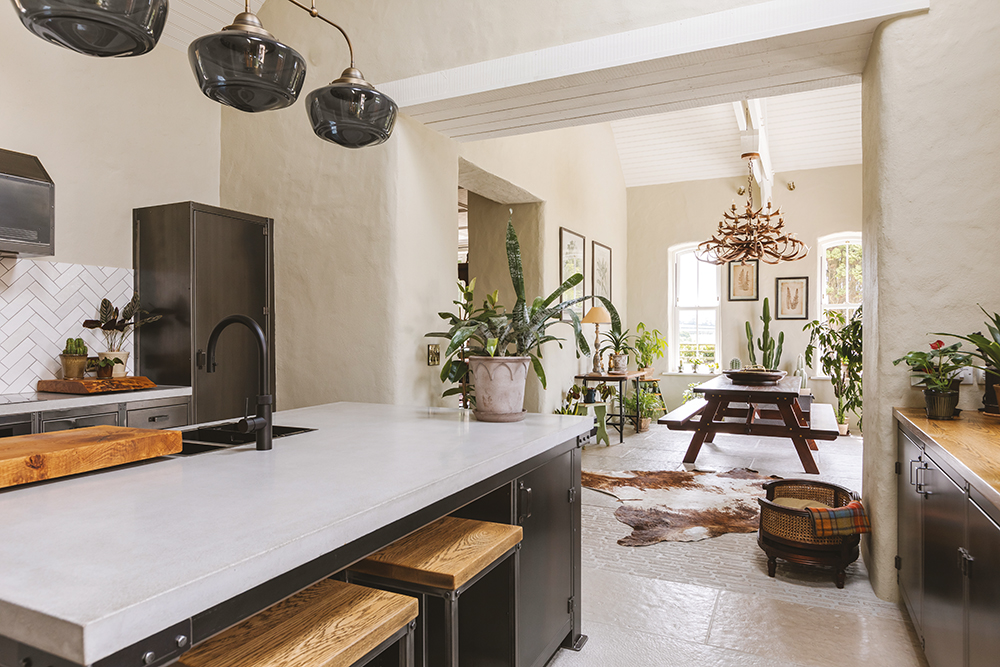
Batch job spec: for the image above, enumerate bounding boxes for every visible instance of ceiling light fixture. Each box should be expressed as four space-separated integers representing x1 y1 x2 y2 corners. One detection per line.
697 155 809 265
189 0 397 148
12 0 168 57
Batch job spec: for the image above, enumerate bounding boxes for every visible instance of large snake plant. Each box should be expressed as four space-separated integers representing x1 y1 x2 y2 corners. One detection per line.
428 215 619 390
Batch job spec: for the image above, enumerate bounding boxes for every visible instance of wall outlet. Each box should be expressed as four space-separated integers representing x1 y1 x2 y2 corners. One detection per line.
957 367 974 385
974 368 986 385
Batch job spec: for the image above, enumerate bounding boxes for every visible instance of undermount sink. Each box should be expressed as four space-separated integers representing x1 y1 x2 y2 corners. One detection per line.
176 422 314 455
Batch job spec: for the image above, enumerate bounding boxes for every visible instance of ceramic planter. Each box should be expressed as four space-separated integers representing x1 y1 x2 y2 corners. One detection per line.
837 423 849 436
59 354 88 379
98 351 129 377
924 388 960 420
468 356 530 422
609 353 628 374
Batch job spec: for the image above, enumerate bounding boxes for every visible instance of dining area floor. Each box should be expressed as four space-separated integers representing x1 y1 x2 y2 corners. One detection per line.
548 422 928 667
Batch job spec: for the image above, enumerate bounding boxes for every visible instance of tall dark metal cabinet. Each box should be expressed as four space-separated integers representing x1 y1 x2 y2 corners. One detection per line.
133 202 274 424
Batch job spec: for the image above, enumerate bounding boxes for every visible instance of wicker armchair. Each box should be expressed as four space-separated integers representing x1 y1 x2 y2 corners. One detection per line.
757 479 861 588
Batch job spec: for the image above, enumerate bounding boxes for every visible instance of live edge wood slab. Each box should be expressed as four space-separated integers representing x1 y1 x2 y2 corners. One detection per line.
0 425 182 489
37 376 157 394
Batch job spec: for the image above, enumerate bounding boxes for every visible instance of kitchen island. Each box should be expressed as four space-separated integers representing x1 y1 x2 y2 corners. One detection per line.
0 403 591 667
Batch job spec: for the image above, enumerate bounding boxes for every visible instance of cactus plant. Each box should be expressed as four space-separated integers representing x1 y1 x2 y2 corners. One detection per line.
62 338 88 356
793 353 809 389
745 298 784 370
729 357 742 370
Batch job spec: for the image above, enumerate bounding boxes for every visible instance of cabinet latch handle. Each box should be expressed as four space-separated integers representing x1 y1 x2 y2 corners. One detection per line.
518 481 533 524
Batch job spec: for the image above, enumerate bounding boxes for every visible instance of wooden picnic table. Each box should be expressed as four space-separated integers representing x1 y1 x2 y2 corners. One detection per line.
657 375 840 474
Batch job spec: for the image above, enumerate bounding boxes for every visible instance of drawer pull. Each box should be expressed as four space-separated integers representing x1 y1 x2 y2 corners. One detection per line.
148 415 171 423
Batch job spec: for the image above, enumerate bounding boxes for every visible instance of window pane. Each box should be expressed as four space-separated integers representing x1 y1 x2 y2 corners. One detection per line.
697 259 718 306
677 252 698 306
847 243 863 305
698 309 717 364
678 309 697 347
825 245 846 305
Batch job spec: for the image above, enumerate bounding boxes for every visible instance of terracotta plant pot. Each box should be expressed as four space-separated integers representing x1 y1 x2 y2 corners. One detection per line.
96 364 114 379
59 354 88 379
609 353 628 374
468 356 530 422
98 351 129 377
636 417 651 433
924 388 960 420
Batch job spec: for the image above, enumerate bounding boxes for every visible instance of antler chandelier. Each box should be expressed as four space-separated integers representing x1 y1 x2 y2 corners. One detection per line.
697 156 809 265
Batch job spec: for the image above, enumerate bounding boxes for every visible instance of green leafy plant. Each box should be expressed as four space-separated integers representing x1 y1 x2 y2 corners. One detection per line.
933 305 1000 380
596 382 617 402
804 308 863 426
62 338 88 356
95 356 124 368
83 293 161 352
893 340 971 392
553 384 585 415
428 213 620 389
746 297 784 370
624 388 665 420
633 323 667 368
681 382 700 404
600 328 633 357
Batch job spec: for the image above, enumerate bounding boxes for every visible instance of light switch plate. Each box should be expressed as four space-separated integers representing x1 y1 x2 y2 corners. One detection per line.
958 367 974 385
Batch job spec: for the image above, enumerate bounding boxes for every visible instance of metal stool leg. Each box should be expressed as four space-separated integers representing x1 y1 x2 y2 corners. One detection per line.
399 620 416 667
443 591 460 667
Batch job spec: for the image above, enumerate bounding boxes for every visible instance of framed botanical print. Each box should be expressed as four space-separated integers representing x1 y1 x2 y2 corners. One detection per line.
728 260 759 301
592 241 611 308
559 227 585 321
776 277 809 319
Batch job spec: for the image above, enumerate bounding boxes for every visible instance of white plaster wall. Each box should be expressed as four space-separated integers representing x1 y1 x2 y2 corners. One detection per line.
0 18 221 269
862 0 1000 601
626 166 862 419
460 124 629 414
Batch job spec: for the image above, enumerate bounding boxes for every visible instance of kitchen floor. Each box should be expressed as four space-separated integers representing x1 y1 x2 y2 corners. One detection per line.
549 422 928 667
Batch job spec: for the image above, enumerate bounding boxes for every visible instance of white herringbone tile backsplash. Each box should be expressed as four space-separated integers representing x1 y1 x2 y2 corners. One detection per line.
0 257 134 394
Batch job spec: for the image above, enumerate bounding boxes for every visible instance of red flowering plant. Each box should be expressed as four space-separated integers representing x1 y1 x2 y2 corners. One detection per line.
893 340 972 391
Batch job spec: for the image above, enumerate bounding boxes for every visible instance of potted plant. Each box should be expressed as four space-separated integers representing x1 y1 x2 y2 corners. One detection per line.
690 355 704 374
83 293 161 378
894 340 971 420
429 215 620 422
633 323 667 377
600 329 632 374
59 338 89 379
746 297 784 370
94 356 124 379
934 305 1000 412
804 308 863 434
623 389 665 432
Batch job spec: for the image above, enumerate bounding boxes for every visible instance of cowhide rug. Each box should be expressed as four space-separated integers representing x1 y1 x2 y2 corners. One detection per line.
581 468 780 546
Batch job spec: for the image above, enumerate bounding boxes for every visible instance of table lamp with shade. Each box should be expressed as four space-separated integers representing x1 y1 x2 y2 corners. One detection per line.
581 305 613 375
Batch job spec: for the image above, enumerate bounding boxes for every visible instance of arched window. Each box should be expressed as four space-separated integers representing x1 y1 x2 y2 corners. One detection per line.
819 233 862 318
669 244 720 371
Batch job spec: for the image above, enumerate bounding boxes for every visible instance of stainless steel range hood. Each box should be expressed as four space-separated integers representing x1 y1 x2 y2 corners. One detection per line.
0 148 54 257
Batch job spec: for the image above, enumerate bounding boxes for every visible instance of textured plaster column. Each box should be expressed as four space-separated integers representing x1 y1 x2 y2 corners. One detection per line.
862 0 1000 600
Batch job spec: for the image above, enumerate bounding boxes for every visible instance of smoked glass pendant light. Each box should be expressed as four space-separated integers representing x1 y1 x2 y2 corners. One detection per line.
11 0 168 57
188 3 306 113
306 67 396 148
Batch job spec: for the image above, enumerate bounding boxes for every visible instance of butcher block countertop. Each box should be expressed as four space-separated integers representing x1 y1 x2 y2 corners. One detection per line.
0 403 590 665
895 407 1000 505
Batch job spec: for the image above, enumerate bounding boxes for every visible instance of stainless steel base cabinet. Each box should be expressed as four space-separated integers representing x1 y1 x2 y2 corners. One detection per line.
967 497 1000 667
897 429 924 633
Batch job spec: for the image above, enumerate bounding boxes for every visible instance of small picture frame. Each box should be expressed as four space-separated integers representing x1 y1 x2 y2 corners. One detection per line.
776 277 809 320
728 260 759 301
560 228 586 321
591 241 612 308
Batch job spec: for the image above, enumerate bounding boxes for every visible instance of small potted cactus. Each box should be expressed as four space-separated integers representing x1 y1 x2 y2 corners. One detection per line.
59 338 89 379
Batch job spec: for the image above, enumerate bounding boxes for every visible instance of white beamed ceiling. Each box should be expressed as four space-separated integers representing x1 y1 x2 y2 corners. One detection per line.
613 84 862 188
380 0 927 143
160 0 265 52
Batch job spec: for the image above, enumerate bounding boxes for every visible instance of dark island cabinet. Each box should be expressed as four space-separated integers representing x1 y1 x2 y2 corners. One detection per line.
896 419 1000 667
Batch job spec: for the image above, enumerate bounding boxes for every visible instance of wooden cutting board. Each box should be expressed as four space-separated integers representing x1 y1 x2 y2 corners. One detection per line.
0 425 182 489
37 376 157 394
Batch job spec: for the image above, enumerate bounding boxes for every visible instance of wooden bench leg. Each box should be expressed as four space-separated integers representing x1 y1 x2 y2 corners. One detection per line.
682 397 723 465
791 437 820 474
807 439 819 451
776 398 820 474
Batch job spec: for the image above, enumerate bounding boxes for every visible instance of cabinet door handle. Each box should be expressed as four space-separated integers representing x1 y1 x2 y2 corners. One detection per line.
909 459 921 486
517 482 533 524
148 415 170 423
915 465 932 496
196 349 206 370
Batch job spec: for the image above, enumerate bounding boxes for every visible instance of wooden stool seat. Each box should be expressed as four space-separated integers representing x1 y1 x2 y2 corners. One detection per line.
178 580 417 667
351 516 523 590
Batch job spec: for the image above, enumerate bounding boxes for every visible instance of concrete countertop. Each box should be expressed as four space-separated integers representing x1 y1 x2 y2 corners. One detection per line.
0 402 590 665
0 386 192 416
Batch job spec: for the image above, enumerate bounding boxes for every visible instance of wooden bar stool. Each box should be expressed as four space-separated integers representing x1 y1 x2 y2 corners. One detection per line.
177 579 418 667
347 516 523 667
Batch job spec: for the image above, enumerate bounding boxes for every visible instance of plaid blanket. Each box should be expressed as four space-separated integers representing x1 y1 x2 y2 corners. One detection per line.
807 500 871 537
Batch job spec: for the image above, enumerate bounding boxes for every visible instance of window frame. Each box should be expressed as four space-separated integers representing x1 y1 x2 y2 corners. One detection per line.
818 232 863 318
668 243 722 372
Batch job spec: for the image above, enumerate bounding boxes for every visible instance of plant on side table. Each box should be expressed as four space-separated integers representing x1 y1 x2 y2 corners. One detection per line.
429 213 620 422
934 305 1000 413
633 322 667 377
83 293 161 378
623 388 665 432
59 338 88 379
893 339 971 420
600 329 632 374
804 308 863 434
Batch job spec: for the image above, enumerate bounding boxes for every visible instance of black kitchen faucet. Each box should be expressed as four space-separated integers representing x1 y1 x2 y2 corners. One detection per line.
206 315 272 451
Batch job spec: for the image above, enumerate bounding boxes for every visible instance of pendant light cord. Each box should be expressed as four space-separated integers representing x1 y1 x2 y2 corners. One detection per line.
283 0 355 68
